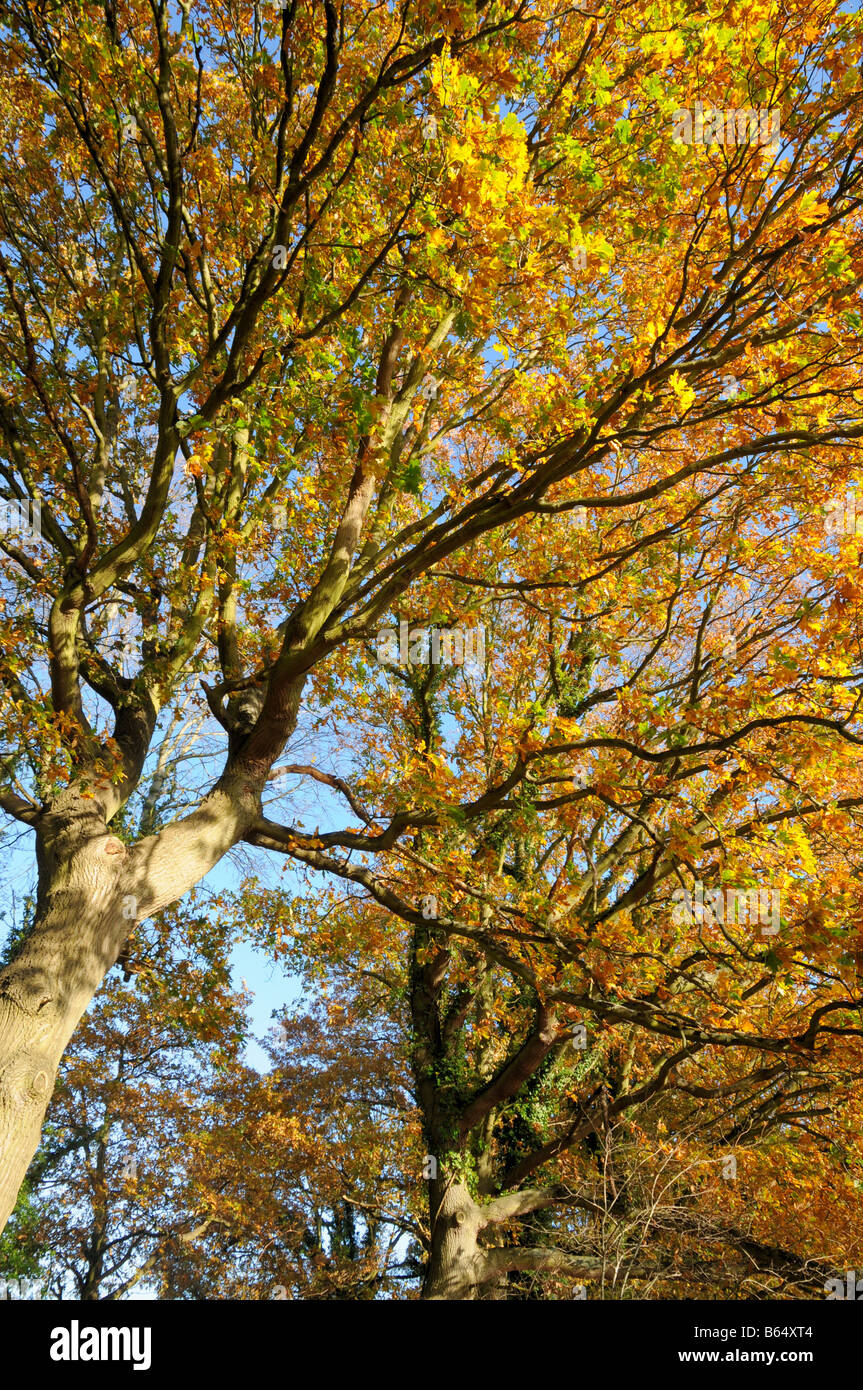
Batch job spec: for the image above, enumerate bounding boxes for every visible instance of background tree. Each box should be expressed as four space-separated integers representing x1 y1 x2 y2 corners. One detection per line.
186 985 420 1300
4 928 420 1300
239 570 863 1299
0 893 253 1299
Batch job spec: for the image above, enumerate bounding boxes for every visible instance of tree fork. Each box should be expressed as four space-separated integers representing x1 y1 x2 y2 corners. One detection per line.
0 777 262 1230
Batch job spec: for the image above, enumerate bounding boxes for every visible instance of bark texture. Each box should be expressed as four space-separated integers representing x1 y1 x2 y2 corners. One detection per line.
422 1180 485 1300
0 778 260 1230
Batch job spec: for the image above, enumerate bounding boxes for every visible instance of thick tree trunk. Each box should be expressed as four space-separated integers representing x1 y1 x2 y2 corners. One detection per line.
422 1180 485 1300
0 780 258 1231
0 804 133 1229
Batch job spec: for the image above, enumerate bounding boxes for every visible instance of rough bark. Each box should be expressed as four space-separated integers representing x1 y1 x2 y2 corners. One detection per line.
0 778 259 1231
422 1180 485 1300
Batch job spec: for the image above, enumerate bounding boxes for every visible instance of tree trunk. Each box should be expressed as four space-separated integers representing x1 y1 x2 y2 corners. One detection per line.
0 803 132 1227
0 780 257 1231
422 1180 485 1300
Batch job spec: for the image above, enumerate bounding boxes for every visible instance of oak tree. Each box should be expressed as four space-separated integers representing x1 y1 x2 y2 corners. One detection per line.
1 0 862 1251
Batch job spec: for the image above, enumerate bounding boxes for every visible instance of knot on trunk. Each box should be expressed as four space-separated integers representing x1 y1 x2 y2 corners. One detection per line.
424 1181 485 1298
0 971 55 1019
29 1068 50 1097
0 1050 56 1112
36 809 127 898
54 833 128 901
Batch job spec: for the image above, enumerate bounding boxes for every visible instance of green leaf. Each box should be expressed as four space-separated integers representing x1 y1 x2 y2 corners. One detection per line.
501 113 526 139
614 118 633 144
397 460 423 496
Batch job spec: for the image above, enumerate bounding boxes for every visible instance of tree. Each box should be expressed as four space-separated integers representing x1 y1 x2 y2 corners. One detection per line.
189 988 419 1300
1 0 863 1239
246 611 863 1298
9 927 418 1300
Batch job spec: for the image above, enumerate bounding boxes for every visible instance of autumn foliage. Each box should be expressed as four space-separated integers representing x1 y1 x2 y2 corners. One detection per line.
0 0 862 1299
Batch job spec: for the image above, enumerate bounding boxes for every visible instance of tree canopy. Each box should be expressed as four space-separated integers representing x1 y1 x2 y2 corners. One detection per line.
0 0 862 1301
